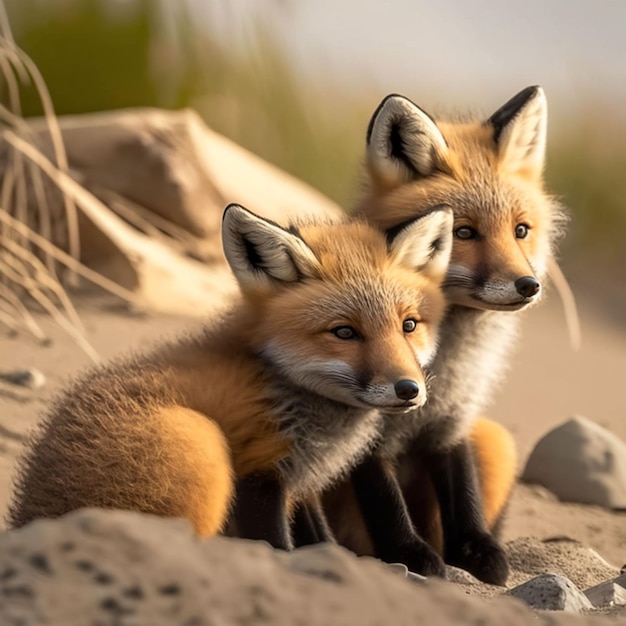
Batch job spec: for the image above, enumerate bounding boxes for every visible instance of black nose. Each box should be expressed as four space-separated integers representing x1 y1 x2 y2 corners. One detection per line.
394 379 420 401
515 276 541 298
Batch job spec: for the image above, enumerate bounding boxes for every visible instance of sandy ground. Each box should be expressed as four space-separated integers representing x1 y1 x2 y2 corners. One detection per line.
1 287 625 571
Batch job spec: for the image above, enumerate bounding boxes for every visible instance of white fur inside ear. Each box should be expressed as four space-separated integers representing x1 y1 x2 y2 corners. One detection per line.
222 204 319 291
367 95 448 187
497 88 547 178
389 207 453 280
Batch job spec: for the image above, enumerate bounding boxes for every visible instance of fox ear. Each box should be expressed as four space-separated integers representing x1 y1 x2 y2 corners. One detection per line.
387 205 453 281
366 94 449 188
487 85 547 180
222 204 320 292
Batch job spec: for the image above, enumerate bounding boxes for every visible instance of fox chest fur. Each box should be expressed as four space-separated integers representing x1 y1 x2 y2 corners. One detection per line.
377 306 520 458
268 383 382 497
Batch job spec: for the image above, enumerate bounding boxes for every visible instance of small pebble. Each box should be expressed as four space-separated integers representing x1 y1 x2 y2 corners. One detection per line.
0 368 46 390
382 562 426 584
445 565 481 585
584 580 626 608
385 563 409 578
508 572 593 612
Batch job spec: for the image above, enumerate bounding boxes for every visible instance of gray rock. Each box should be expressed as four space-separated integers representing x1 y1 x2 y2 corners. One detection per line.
584 580 626 608
508 573 593 612
584 571 626 606
522 415 626 508
0 368 46 390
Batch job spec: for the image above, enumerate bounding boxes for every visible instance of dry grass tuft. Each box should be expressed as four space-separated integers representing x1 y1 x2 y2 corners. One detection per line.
0 1 138 360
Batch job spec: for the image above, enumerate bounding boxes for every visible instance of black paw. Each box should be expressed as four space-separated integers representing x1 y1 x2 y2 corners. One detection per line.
447 532 509 586
382 540 446 578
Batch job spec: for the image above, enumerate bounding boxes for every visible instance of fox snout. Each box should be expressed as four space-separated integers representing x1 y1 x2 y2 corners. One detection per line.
358 374 427 413
476 271 542 310
445 265 543 311
514 276 541 299
394 379 420 401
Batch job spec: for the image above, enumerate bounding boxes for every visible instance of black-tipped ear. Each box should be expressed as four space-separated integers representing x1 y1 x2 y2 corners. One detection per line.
222 204 320 292
387 205 454 280
366 94 448 189
487 86 547 179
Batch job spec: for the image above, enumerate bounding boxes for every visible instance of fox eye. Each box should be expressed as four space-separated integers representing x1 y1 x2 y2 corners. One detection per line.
454 226 478 240
402 318 418 333
331 326 358 340
515 223 529 239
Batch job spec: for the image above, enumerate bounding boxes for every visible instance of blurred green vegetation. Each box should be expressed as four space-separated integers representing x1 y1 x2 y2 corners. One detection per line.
547 121 626 262
3 0 625 266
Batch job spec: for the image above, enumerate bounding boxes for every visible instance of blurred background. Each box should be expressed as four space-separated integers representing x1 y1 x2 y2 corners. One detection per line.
3 0 626 327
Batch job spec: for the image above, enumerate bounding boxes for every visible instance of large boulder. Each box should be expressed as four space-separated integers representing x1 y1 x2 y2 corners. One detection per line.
1 109 343 317
522 416 626 508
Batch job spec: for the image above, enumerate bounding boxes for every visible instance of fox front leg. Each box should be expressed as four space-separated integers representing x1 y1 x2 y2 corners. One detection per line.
291 495 337 547
233 471 293 550
351 454 446 577
427 440 510 586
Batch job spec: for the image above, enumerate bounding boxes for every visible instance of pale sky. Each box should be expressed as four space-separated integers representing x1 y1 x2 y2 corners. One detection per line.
191 0 626 124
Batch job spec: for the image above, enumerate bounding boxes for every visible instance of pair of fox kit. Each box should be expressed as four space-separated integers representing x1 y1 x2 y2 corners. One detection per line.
8 86 564 586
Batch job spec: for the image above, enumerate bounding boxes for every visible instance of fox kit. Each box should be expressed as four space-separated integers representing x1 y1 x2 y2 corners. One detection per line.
7 203 453 550
322 86 566 585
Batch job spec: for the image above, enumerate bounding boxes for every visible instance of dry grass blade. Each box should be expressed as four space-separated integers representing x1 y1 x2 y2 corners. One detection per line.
0 207 140 306
0 32 80 278
1 260 102 363
0 251 99 362
0 307 22 334
0 2 23 116
0 282 47 341
0 102 65 274
2 129 132 246
547 256 582 351
100 188 201 249
1 236 85 334
2 130 192 275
